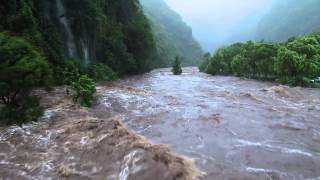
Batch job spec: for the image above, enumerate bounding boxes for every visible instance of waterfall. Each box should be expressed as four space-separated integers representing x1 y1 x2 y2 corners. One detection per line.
56 0 76 57
81 39 90 65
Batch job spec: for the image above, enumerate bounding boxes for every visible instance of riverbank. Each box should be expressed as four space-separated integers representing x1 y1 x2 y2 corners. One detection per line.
0 87 202 180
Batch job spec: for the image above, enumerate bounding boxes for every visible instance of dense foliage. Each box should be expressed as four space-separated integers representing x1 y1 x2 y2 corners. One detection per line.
0 33 52 125
256 0 320 41
0 0 158 76
86 63 117 81
172 56 183 75
0 0 162 125
140 0 203 67
71 75 96 107
200 32 320 87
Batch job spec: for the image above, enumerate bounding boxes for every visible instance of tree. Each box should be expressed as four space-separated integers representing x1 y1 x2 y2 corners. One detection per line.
231 54 250 77
201 31 320 87
172 56 182 75
0 33 53 105
199 53 211 72
274 47 306 85
0 33 52 125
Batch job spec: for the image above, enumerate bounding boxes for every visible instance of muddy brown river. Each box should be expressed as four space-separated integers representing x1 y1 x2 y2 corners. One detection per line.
1 67 320 180
96 67 320 180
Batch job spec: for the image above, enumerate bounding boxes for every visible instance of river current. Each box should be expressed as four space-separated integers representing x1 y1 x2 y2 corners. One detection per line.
1 67 320 180
97 67 320 180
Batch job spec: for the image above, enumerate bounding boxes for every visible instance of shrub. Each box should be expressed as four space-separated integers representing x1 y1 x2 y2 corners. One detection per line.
172 56 182 75
58 59 81 85
71 75 96 107
86 63 117 81
199 53 211 72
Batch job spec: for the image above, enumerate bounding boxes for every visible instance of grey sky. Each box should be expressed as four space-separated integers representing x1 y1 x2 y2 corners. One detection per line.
164 0 276 51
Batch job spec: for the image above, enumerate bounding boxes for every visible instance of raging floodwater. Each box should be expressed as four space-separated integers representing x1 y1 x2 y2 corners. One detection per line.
1 67 320 180
96 67 320 180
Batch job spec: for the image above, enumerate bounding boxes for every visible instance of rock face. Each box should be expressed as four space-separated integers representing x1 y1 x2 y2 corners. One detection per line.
0 88 202 180
0 0 158 74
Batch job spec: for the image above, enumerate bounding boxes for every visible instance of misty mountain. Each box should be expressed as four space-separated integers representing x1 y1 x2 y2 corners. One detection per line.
163 0 275 52
256 0 320 41
140 0 203 66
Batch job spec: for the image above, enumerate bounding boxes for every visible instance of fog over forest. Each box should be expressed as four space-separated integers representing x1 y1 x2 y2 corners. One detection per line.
164 0 276 51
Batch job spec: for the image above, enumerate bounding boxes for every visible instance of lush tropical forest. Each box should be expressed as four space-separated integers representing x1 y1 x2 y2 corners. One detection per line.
200 0 320 88
200 32 320 87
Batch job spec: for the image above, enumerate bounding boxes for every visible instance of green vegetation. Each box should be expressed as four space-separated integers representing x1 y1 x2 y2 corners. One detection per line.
140 0 203 67
172 56 183 75
200 32 320 87
0 96 44 126
58 60 81 86
60 0 158 75
256 0 320 41
0 0 158 76
0 0 166 125
86 63 117 81
0 33 52 125
71 75 96 107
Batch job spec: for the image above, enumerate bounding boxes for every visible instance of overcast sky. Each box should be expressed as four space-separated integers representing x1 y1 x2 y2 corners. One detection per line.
164 0 276 51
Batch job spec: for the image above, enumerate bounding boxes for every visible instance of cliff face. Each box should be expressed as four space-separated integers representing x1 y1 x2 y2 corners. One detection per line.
0 0 156 75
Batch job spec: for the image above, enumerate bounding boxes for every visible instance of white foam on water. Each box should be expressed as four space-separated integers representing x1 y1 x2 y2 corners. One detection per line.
0 160 10 165
196 135 205 149
40 108 61 121
119 150 144 180
186 149 215 165
36 130 53 146
137 125 152 133
237 139 313 157
284 149 312 157
80 136 89 145
246 166 292 178
246 167 274 173
97 133 111 142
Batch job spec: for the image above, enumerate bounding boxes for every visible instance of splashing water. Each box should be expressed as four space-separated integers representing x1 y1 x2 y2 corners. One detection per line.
97 67 320 180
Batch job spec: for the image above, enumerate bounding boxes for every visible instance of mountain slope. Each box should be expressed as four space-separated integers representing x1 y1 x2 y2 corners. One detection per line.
256 0 320 41
140 0 203 67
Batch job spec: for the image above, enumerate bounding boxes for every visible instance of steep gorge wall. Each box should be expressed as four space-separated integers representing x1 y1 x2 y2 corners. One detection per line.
0 0 157 75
